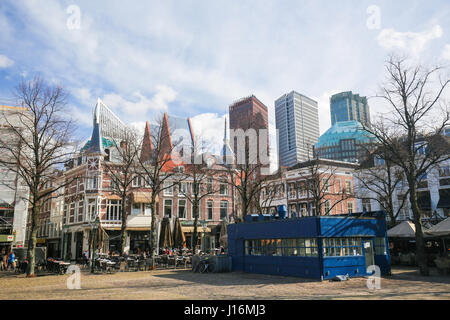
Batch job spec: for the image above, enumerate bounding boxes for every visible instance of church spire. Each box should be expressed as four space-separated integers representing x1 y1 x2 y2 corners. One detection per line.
86 105 103 154
140 121 153 164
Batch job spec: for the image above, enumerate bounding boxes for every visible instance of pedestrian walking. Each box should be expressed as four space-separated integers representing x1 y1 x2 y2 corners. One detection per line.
7 251 15 271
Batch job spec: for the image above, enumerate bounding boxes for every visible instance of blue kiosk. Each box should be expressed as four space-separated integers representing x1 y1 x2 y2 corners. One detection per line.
228 211 391 280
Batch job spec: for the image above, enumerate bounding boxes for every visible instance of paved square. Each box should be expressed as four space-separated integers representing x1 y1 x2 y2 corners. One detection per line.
0 267 449 300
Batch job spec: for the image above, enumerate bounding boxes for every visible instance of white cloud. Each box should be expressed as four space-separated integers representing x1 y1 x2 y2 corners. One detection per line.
102 86 176 118
441 44 450 61
190 113 226 156
0 54 14 68
70 106 92 127
191 112 279 172
377 25 443 57
313 90 340 134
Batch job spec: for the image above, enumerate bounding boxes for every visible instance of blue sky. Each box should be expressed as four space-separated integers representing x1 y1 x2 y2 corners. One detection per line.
1 0 450 163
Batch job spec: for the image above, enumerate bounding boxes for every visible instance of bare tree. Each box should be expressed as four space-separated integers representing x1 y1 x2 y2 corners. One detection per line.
298 158 354 216
176 139 221 250
224 115 270 220
256 172 283 215
137 114 181 259
362 55 450 275
354 148 409 227
0 76 78 276
102 129 141 254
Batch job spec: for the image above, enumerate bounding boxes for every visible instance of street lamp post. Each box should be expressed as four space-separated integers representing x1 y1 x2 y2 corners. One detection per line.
61 225 69 260
91 216 100 274
201 220 207 252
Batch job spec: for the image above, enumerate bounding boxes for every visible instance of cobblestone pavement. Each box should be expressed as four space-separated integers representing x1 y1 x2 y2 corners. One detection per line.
0 266 449 300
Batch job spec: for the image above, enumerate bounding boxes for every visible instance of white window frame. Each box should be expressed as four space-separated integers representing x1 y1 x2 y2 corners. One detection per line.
164 199 173 218
207 200 214 221
164 182 173 196
220 201 228 220
178 199 187 219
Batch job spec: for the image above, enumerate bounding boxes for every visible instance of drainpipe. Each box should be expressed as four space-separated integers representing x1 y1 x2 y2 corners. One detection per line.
316 215 324 281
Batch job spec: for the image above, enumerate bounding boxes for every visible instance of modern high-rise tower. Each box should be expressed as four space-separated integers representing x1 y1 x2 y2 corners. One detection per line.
275 91 319 168
330 91 370 127
229 95 269 167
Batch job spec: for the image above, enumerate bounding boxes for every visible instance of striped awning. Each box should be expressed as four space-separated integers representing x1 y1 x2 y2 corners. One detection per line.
107 194 122 200
133 192 153 203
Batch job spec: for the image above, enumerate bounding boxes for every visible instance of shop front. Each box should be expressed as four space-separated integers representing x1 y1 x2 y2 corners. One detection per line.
181 222 213 251
228 211 391 280
129 230 150 254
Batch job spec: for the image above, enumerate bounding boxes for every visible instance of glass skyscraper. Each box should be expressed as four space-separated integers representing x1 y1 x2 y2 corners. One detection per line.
330 91 370 127
275 91 319 168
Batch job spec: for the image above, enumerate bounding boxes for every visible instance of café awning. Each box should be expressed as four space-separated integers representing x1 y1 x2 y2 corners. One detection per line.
133 192 152 203
107 194 122 200
388 221 417 238
182 226 211 233
425 217 450 237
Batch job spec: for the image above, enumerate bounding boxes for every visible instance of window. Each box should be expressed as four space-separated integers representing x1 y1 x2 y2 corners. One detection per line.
111 176 120 191
106 200 122 221
335 180 341 193
345 181 352 194
220 201 228 220
132 175 142 188
77 200 84 222
362 199 372 212
179 182 187 196
207 178 213 193
164 199 172 218
86 175 101 190
347 202 354 214
63 204 68 224
323 200 331 215
69 202 75 223
322 238 362 257
244 238 318 257
178 199 186 219
132 203 141 215
219 181 228 196
322 179 330 193
192 182 200 195
164 182 173 196
207 200 213 220
289 183 296 199
144 204 152 216
86 199 96 221
374 238 387 255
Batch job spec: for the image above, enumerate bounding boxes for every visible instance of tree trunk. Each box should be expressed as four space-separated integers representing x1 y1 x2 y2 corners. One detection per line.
149 196 158 258
192 201 199 251
120 197 128 255
408 181 429 276
26 204 39 277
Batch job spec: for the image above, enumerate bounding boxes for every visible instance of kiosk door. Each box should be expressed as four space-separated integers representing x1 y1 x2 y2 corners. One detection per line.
364 239 375 269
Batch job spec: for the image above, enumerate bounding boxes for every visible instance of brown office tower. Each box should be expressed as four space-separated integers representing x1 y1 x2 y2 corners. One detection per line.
229 95 270 170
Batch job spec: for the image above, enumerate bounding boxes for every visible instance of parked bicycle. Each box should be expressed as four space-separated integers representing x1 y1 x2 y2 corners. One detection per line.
199 257 216 273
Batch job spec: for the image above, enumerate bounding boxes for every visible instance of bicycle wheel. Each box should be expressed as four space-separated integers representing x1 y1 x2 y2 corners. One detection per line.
208 262 216 273
199 262 207 273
